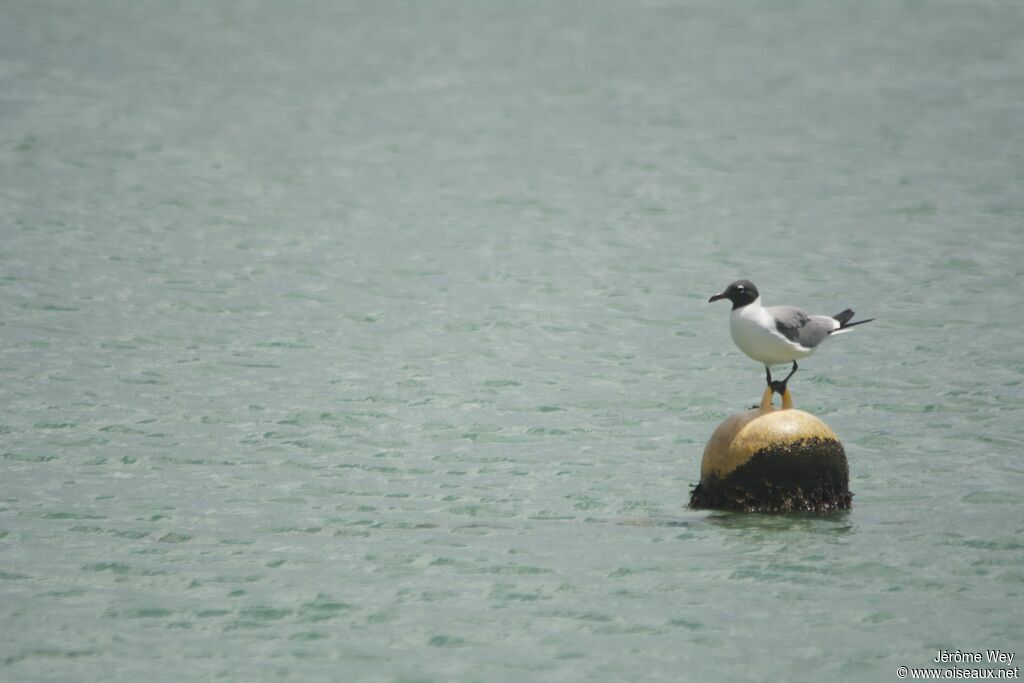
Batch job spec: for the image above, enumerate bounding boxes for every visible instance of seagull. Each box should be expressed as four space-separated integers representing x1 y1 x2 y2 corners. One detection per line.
708 279 873 395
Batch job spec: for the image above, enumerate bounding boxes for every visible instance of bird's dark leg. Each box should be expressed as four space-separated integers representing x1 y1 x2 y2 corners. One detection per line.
769 361 798 396
782 360 798 384
765 366 772 386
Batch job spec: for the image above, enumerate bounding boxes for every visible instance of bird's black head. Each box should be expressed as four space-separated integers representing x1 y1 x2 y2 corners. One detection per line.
708 279 759 309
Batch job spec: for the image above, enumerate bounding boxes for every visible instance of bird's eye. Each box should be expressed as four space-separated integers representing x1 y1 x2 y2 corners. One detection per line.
735 285 744 291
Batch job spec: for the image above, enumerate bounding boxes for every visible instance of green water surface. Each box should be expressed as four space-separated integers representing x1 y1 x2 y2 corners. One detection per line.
2 1 1023 681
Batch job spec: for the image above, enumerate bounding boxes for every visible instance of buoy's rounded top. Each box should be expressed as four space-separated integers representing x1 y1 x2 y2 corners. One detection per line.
701 388 840 481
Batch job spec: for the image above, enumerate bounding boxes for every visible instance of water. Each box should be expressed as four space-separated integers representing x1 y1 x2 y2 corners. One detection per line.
2 1 1023 681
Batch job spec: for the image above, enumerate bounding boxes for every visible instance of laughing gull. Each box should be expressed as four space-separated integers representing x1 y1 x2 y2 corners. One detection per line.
708 279 873 395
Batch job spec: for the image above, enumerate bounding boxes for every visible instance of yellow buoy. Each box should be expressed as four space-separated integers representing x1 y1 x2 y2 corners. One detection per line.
690 388 851 513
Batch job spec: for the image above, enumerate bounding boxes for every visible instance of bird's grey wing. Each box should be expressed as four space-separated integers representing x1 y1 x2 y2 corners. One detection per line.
768 306 835 348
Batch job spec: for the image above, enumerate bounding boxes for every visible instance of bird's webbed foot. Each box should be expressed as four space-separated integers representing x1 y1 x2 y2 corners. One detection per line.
766 361 798 397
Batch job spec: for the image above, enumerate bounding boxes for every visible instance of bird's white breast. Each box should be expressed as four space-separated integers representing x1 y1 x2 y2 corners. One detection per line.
729 301 813 366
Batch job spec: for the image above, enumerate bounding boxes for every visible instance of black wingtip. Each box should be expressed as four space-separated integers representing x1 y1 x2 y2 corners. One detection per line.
833 309 855 326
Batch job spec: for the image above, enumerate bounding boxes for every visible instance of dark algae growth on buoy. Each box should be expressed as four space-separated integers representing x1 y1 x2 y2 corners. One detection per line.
691 388 852 513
